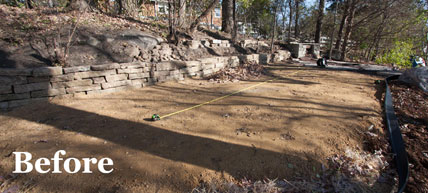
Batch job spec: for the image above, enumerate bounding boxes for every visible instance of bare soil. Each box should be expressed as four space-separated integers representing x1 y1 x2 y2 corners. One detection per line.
390 81 428 193
0 64 391 192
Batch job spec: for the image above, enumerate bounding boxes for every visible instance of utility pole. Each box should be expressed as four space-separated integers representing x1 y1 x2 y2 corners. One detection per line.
328 0 338 60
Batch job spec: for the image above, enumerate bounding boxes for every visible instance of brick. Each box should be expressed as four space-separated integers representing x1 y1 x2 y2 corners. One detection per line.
0 68 32 76
73 70 116 79
0 76 27 85
63 66 90 73
92 77 106 84
101 80 131 89
117 68 143 74
28 76 50 83
0 85 12 94
106 74 128 82
52 79 93 88
33 67 63 76
129 73 150 80
66 84 101 94
31 88 66 98
14 82 51 93
0 93 30 102
90 63 120 71
50 74 75 82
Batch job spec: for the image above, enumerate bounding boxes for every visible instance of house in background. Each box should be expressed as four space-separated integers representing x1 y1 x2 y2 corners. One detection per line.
141 0 222 30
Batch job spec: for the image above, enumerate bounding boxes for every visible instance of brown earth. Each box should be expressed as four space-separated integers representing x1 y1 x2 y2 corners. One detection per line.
0 64 391 192
390 81 428 193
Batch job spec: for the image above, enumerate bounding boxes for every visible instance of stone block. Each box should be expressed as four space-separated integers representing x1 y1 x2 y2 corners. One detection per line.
198 58 217 64
117 68 143 74
0 76 27 86
119 62 146 69
201 64 215 70
186 40 200 49
8 98 48 108
14 82 51 93
31 88 66 98
0 68 32 76
33 67 63 76
0 93 30 102
0 102 7 110
73 70 116 79
101 80 131 89
90 63 120 71
50 74 75 82
92 77 106 84
153 71 170 77
156 62 177 71
52 79 93 88
215 63 225 69
63 66 91 73
185 66 203 73
66 84 101 94
202 69 213 76
184 61 201 67
129 73 150 80
106 74 128 82
211 39 222 44
28 76 50 83
0 85 12 94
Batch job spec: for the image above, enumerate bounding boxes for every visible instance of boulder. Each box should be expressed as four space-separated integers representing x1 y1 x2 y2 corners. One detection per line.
103 40 140 63
399 67 428 92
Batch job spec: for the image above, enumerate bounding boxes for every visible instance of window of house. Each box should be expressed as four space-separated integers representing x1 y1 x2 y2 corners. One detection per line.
214 8 220 18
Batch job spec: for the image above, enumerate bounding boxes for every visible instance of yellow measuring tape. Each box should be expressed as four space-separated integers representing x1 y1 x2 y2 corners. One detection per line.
159 70 300 119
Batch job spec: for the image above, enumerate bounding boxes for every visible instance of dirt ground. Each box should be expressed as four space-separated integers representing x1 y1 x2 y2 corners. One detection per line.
0 64 390 192
390 81 428 193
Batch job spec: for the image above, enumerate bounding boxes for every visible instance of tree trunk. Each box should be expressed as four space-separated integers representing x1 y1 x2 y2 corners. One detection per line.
340 0 356 60
232 0 237 43
189 0 219 34
314 0 325 43
335 0 349 50
221 0 233 33
178 0 186 27
294 0 300 39
287 0 293 41
271 1 278 54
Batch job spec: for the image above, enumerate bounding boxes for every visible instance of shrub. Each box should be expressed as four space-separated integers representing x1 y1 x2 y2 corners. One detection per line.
376 41 415 68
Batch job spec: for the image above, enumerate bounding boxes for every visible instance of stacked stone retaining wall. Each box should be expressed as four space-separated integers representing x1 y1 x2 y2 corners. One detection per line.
0 54 265 109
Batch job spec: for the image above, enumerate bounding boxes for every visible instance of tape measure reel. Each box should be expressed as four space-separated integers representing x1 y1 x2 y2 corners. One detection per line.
151 114 160 121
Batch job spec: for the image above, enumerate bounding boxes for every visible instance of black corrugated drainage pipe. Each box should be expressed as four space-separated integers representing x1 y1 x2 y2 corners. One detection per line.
384 75 409 193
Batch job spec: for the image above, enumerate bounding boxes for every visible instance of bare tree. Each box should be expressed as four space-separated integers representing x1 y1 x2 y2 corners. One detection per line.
222 0 234 33
314 0 325 43
335 0 349 50
287 0 293 41
294 0 301 39
340 0 356 60
189 0 220 34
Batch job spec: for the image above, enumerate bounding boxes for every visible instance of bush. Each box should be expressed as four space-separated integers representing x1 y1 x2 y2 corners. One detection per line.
376 41 415 68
